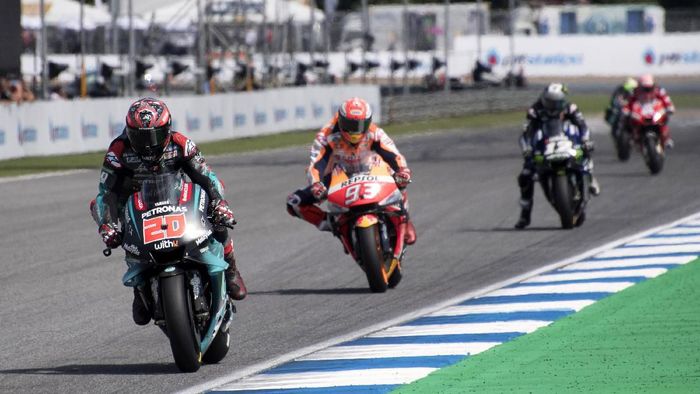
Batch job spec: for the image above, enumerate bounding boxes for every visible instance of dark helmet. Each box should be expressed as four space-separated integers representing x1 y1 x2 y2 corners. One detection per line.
125 98 172 163
540 83 568 117
338 97 372 145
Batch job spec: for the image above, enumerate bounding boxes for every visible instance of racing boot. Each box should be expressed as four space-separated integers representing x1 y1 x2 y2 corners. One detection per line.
403 218 417 245
132 287 151 326
224 253 247 300
589 175 601 196
514 199 532 230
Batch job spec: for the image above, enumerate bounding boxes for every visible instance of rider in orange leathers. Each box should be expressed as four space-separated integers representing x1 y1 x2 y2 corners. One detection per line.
286 97 417 245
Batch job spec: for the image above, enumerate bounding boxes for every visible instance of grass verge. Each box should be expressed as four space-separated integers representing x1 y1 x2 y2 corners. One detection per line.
1 93 697 178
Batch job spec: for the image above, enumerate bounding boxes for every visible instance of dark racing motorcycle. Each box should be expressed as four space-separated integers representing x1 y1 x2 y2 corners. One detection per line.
533 118 590 229
108 172 235 372
605 94 632 161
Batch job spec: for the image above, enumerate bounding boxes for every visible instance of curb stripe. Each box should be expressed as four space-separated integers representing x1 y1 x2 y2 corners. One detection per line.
211 386 398 394
427 300 595 316
341 333 521 345
403 310 571 325
264 356 465 374
188 212 700 394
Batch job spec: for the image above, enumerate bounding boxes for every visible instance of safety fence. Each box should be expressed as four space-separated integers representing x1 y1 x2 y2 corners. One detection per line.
381 87 539 124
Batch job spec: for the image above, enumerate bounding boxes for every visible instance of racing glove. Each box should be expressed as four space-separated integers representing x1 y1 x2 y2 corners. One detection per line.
99 223 122 249
311 182 328 201
394 168 412 189
211 199 237 228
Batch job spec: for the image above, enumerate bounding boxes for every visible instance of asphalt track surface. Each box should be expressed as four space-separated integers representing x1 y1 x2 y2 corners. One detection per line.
1 110 699 393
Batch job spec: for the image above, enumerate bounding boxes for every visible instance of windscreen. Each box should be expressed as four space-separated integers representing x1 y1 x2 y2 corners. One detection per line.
139 172 183 204
542 118 564 138
338 151 382 176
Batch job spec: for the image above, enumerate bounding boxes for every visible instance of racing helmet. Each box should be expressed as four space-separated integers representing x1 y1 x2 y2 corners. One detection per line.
623 77 638 94
338 97 372 145
125 98 172 163
540 83 568 117
638 74 655 93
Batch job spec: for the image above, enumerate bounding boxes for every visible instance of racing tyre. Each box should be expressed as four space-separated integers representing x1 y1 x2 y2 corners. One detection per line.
202 325 230 364
643 134 664 175
553 174 574 229
161 275 201 372
615 129 631 162
356 225 388 293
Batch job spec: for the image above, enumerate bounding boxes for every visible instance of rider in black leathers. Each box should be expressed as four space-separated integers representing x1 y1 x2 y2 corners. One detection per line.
515 83 600 229
89 98 247 326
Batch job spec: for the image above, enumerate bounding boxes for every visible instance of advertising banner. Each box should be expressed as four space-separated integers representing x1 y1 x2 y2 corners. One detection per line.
0 85 380 160
454 32 700 77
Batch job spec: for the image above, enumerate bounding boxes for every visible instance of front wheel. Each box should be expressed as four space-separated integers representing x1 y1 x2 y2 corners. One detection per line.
161 275 201 373
202 326 230 364
356 225 388 293
552 174 574 229
615 128 631 162
643 133 664 175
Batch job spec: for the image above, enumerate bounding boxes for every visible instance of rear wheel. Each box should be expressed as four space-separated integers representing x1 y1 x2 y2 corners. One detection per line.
161 275 201 373
552 174 574 229
356 225 388 293
643 133 664 175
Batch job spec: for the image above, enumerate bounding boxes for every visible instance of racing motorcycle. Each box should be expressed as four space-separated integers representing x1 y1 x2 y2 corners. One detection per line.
605 95 632 161
325 153 407 292
106 172 235 372
626 97 668 175
533 118 590 229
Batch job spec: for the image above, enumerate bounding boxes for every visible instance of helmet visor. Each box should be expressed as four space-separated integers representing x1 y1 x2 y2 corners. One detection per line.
338 116 370 136
126 126 169 155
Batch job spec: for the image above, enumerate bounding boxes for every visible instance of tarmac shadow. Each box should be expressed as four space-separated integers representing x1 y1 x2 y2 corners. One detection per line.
0 362 177 376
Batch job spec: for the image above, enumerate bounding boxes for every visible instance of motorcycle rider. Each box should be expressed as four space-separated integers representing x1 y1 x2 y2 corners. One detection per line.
621 74 675 148
89 98 247 326
605 77 638 131
286 97 417 245
515 83 599 229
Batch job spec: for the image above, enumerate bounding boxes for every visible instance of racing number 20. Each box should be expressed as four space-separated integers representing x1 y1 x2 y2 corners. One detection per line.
345 183 380 205
143 213 186 244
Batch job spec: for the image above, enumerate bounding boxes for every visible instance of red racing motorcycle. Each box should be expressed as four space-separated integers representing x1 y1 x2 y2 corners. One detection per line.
325 153 408 293
626 97 669 174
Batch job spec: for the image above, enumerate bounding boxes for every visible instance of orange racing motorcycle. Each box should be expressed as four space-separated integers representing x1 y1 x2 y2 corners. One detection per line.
325 153 408 292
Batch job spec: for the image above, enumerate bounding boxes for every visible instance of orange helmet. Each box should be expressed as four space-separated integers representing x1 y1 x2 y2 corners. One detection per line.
638 74 655 93
338 97 372 145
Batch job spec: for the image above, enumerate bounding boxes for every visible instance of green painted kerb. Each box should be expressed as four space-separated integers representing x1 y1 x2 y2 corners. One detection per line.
394 259 700 393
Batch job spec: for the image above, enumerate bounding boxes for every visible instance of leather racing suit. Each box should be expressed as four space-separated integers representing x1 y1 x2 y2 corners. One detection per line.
90 130 243 292
286 114 416 244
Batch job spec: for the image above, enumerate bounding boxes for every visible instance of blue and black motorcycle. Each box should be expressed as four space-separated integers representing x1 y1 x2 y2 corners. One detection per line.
110 172 235 372
532 117 590 229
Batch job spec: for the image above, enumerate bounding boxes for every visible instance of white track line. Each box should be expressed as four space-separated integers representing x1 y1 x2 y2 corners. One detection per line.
178 211 700 394
625 236 700 246
0 169 90 184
